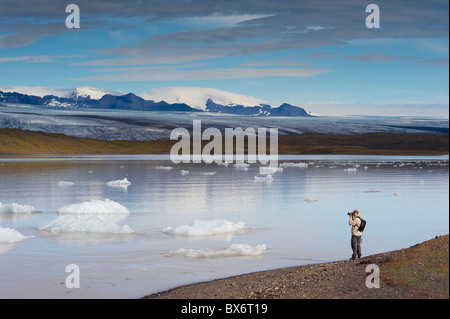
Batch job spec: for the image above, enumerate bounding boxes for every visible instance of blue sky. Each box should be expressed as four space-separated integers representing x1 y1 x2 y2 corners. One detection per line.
0 0 448 116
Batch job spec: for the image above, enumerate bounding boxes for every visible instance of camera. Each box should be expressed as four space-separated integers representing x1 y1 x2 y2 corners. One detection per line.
347 212 353 216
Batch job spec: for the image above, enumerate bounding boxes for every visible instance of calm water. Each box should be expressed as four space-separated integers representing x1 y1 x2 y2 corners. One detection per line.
0 155 448 298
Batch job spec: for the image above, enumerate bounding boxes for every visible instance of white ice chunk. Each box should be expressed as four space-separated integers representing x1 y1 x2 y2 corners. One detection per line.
57 199 130 219
38 215 133 234
155 166 173 170
304 198 318 203
180 170 190 175
0 202 37 214
106 178 131 187
233 163 250 168
280 162 308 168
254 174 273 181
58 181 74 187
201 172 216 176
163 219 245 237
0 226 32 243
344 168 357 172
170 243 267 258
39 199 132 234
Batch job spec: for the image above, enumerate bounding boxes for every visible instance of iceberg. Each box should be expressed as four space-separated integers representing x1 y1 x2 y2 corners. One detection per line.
201 172 216 176
106 178 131 187
38 215 134 234
233 163 250 168
170 243 267 258
57 199 130 218
155 166 173 170
0 202 37 214
0 226 31 243
280 162 308 168
304 198 318 203
163 219 245 237
180 170 190 175
39 199 133 234
58 181 74 187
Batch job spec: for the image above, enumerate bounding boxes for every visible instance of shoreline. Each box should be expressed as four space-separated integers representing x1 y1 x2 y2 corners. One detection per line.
1 128 448 156
143 235 449 299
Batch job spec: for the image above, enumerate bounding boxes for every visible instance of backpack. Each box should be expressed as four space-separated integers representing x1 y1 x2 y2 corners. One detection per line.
356 216 366 232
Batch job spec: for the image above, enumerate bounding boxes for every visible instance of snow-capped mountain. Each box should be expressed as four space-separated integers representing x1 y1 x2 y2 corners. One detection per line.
0 86 312 117
0 86 123 100
70 86 124 100
141 87 274 111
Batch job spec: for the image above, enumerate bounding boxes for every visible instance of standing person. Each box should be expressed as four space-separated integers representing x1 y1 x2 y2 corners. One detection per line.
348 209 363 260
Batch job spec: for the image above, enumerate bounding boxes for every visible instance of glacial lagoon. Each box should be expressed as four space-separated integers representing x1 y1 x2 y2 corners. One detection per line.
0 155 448 298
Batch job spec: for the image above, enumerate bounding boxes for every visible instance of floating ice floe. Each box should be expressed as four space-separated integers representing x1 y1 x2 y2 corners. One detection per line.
38 215 134 234
39 199 133 234
254 174 273 181
0 226 33 243
170 243 267 258
280 162 308 168
304 198 318 203
180 170 190 175
58 181 74 187
233 163 250 169
0 202 37 214
106 178 131 187
57 199 130 218
393 193 403 196
155 166 173 170
201 172 216 176
344 168 357 172
163 219 245 237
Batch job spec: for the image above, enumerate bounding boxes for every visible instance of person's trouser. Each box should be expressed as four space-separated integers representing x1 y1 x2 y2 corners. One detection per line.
351 235 362 258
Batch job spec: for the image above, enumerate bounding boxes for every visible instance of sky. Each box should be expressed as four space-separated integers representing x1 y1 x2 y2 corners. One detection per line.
0 0 448 116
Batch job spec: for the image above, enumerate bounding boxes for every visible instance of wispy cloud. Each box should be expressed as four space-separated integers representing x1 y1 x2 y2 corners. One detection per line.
70 66 332 82
0 55 85 63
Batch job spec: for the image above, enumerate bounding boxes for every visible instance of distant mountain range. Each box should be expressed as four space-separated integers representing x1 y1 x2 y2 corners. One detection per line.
0 86 312 117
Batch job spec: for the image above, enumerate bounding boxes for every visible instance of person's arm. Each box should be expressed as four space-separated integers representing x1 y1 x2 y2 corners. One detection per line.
349 215 361 226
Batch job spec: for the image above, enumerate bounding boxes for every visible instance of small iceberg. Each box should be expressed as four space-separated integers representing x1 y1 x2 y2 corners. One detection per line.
344 168 357 172
107 178 131 187
280 162 308 168
180 170 190 175
38 215 134 234
233 163 250 169
155 166 173 170
58 181 74 187
0 202 37 214
39 199 133 234
304 198 318 203
57 199 130 218
201 172 216 176
163 219 245 237
0 226 33 243
169 243 267 258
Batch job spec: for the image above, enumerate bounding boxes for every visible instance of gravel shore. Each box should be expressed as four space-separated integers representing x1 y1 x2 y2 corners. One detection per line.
144 235 449 299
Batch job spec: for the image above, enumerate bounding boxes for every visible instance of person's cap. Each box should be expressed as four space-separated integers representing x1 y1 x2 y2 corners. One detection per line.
353 210 359 214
